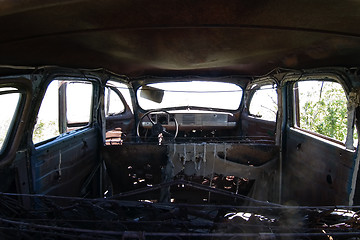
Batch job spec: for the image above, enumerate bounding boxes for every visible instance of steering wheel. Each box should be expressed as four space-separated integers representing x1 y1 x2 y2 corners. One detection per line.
137 110 178 143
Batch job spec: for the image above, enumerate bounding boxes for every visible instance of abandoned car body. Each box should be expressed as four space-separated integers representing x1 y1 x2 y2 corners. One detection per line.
2 0 360 239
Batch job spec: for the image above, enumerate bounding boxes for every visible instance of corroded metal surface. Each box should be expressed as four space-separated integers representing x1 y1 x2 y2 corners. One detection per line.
282 128 356 206
104 143 279 203
168 143 278 179
103 145 168 198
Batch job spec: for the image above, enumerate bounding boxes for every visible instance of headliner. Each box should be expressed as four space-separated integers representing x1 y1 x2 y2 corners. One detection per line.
0 0 360 77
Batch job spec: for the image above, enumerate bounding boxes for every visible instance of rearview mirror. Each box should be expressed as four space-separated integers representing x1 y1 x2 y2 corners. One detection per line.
139 85 164 103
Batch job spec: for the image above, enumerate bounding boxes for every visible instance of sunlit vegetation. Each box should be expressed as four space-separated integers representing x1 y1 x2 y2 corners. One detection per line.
298 81 357 143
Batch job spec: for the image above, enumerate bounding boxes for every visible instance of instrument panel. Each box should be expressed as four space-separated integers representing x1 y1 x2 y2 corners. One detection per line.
142 112 236 128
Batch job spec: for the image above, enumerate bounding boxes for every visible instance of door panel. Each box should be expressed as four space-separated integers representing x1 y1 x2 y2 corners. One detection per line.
105 85 134 143
243 82 278 141
31 128 99 196
241 113 276 141
282 128 355 205
30 77 101 198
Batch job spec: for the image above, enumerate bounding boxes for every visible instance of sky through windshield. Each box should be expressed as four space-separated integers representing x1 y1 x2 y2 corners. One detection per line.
137 81 243 110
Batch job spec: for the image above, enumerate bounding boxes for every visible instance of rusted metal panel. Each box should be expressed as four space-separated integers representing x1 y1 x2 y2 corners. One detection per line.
241 113 277 141
103 144 168 199
168 143 278 180
217 144 279 166
282 128 356 206
104 143 280 203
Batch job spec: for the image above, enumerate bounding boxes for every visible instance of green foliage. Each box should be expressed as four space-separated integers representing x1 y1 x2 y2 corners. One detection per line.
33 120 59 143
33 120 45 140
299 82 352 142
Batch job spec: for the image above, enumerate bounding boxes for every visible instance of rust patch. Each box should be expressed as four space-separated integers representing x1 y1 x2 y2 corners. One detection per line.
103 144 167 199
217 144 279 166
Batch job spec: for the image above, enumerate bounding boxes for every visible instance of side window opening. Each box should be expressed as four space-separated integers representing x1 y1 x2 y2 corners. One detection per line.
33 81 59 143
105 87 125 116
293 80 357 146
249 85 278 122
354 126 359 147
106 81 133 113
33 80 94 144
0 87 21 153
104 81 133 145
65 81 93 127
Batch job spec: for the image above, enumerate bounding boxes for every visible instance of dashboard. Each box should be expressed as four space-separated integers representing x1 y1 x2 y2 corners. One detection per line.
141 111 237 130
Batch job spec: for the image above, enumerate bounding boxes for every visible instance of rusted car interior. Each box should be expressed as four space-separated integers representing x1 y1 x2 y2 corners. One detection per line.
1 1 360 239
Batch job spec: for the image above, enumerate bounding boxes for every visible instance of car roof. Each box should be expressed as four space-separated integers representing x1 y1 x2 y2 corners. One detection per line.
0 0 360 78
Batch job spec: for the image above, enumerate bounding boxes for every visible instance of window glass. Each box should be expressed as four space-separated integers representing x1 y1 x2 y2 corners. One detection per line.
0 88 20 152
105 87 125 116
33 80 93 144
137 81 242 110
295 81 348 142
249 85 278 121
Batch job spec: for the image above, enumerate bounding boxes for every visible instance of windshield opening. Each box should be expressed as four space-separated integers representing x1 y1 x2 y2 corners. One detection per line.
137 81 243 110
